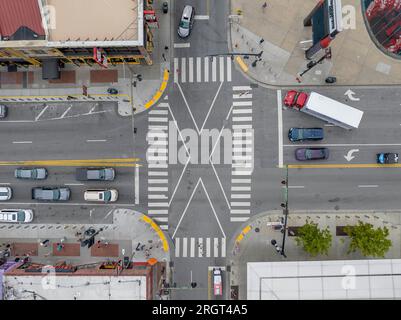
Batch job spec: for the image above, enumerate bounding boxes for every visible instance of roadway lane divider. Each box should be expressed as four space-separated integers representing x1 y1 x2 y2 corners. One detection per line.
141 215 169 252
287 164 401 169
144 69 170 110
0 158 141 167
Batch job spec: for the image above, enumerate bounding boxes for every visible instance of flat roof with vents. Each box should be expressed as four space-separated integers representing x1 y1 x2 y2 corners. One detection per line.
44 0 143 47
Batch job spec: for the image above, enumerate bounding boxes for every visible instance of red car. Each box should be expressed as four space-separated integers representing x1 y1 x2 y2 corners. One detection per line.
284 90 308 109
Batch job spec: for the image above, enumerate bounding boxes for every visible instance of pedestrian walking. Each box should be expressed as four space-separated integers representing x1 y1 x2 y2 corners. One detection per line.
162 53 166 62
164 46 169 51
262 2 267 9
96 240 102 248
136 243 141 251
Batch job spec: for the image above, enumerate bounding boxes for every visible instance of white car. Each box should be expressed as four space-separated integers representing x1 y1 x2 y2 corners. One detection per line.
84 189 118 203
0 209 33 223
178 5 195 38
213 268 223 296
0 187 12 201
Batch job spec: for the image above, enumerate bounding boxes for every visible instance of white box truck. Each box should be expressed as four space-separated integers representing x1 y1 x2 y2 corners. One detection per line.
284 91 364 129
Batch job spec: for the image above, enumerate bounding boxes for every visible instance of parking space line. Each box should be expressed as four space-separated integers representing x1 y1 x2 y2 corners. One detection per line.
194 15 209 20
35 105 49 121
60 106 72 119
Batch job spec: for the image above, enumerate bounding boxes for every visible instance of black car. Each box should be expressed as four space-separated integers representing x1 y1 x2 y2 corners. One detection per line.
288 128 324 142
377 153 399 164
295 148 329 161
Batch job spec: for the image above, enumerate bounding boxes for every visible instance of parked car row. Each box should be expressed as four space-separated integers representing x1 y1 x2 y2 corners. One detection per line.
4 167 118 200
1 185 119 203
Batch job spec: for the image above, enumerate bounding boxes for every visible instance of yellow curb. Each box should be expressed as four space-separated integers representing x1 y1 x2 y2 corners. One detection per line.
144 69 170 110
141 215 169 252
235 225 252 244
287 163 401 169
235 56 249 73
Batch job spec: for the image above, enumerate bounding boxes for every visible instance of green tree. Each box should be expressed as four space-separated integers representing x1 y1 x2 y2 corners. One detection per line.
295 220 332 257
344 221 392 258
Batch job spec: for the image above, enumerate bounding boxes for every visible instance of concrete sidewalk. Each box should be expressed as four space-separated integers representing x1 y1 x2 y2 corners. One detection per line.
227 210 401 300
230 0 401 86
0 209 171 267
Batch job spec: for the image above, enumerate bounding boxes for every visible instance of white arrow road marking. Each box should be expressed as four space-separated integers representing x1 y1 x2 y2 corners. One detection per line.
344 149 360 162
344 89 360 101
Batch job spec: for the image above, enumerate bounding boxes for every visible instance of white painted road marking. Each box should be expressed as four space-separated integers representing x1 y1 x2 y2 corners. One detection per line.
182 238 188 257
277 90 283 168
13 141 32 144
135 166 139 205
174 43 190 48
358 185 378 188
86 139 107 143
194 15 209 20
196 57 202 82
188 57 194 83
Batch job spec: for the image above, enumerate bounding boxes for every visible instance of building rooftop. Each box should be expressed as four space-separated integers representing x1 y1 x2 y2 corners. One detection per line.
248 259 401 300
0 0 45 40
45 0 140 44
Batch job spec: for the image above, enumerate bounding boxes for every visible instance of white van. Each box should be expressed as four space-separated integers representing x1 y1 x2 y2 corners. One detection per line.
84 189 118 203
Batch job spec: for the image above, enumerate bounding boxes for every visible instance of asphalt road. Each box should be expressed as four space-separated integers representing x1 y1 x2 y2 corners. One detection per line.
0 101 134 160
0 101 137 224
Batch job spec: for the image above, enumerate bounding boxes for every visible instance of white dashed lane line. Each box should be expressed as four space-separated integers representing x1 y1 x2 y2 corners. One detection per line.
13 141 32 144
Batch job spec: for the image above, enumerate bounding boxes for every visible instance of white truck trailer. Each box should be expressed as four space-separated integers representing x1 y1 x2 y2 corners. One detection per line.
297 92 364 130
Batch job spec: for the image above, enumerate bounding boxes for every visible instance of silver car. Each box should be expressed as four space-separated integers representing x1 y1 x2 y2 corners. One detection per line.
0 187 12 201
0 104 8 119
178 5 195 38
0 209 33 223
15 168 48 180
32 187 70 201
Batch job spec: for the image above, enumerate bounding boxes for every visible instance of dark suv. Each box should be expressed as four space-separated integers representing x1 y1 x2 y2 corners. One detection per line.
288 128 324 142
